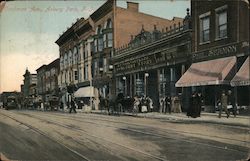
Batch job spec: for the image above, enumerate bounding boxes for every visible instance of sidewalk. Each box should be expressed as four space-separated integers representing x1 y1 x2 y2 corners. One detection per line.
90 110 250 128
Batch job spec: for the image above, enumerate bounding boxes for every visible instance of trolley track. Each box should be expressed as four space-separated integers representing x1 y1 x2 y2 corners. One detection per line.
15 110 249 154
22 110 249 147
0 112 91 161
1 111 169 161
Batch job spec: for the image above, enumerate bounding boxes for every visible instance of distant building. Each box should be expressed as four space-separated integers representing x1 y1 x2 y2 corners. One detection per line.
45 58 60 101
36 59 60 103
36 65 47 101
22 68 37 98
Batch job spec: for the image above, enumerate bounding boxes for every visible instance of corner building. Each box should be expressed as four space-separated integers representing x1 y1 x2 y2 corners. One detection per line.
176 0 249 111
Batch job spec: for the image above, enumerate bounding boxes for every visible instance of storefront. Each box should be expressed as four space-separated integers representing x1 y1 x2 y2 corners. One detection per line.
176 42 250 111
113 24 192 110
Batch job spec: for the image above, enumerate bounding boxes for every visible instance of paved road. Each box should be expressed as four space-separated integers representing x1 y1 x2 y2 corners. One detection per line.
0 109 249 161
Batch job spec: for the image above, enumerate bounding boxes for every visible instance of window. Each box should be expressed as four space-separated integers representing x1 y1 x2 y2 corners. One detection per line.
84 64 88 80
98 36 103 51
74 71 78 81
103 58 107 73
200 16 210 43
103 34 107 48
216 7 227 39
94 39 98 52
107 33 113 47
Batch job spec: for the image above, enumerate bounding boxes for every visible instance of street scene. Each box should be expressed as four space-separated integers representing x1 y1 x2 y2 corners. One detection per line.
0 109 249 161
0 0 249 160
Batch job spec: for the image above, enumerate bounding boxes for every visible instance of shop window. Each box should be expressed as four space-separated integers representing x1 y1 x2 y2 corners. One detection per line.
216 6 227 39
199 12 210 43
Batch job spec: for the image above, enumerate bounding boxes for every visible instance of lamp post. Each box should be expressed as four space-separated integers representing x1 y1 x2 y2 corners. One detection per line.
122 76 127 96
109 64 114 97
144 73 149 97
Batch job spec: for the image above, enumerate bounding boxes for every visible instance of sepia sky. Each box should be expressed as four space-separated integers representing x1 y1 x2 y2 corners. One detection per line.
0 0 190 93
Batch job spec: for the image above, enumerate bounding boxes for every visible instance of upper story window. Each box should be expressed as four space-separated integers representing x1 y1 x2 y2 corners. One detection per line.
68 50 72 66
106 19 112 29
73 47 77 65
216 5 227 39
199 12 210 43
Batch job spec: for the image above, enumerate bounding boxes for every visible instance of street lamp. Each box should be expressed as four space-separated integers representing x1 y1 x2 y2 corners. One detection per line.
122 76 127 96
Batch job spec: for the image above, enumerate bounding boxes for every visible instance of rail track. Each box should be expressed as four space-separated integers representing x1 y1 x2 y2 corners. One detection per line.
0 112 91 161
15 110 249 154
0 111 169 161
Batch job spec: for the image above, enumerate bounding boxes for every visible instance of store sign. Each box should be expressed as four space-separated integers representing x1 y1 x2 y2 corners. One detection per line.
192 42 248 60
115 52 167 73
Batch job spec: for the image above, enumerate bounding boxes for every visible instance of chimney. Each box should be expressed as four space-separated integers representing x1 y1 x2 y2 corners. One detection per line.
127 2 139 12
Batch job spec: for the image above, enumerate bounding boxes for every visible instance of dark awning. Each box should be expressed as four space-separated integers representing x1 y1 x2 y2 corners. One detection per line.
176 56 236 87
231 56 250 86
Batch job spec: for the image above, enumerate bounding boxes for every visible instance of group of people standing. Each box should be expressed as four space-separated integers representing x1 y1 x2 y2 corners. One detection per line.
187 91 203 118
159 96 172 114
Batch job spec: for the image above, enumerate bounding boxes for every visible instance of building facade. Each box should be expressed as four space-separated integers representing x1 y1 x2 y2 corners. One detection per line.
56 0 183 110
36 65 47 101
176 0 249 110
36 59 60 103
22 68 37 98
112 10 192 111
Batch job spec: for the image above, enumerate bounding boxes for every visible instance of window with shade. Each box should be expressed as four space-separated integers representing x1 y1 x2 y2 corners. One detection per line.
200 16 210 43
216 6 227 39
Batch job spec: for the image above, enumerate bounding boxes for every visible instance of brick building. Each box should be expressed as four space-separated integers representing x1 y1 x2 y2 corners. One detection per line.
36 59 60 103
112 9 191 111
56 0 183 110
176 0 249 111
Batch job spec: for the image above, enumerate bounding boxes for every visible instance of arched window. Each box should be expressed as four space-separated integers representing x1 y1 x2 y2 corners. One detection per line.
64 52 68 67
106 19 112 29
73 47 77 64
68 50 72 66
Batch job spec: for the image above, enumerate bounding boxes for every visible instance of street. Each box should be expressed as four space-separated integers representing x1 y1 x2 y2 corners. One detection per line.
0 109 249 161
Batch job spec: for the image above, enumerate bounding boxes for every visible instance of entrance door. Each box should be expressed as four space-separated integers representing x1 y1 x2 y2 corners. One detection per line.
147 70 159 110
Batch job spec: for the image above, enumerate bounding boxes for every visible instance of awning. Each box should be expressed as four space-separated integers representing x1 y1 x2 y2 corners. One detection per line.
231 56 250 86
74 86 95 98
176 56 236 87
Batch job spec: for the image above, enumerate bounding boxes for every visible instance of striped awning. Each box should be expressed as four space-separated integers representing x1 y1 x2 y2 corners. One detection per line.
176 56 237 87
231 56 250 86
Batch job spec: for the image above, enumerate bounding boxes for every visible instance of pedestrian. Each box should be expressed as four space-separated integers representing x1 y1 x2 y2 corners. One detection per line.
165 96 171 114
228 90 236 117
197 91 203 117
219 90 229 118
187 92 196 118
159 97 165 113
69 99 77 113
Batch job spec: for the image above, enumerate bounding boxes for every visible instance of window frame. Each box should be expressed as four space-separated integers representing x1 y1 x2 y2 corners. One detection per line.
215 5 228 40
199 12 211 44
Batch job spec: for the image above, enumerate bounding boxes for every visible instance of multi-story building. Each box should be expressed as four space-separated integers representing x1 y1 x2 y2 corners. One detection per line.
176 0 249 111
56 0 183 110
22 68 37 98
112 10 192 111
44 58 60 101
36 59 60 103
36 65 47 101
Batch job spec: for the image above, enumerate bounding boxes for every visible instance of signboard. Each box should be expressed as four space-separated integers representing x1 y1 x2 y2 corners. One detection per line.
192 41 249 61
